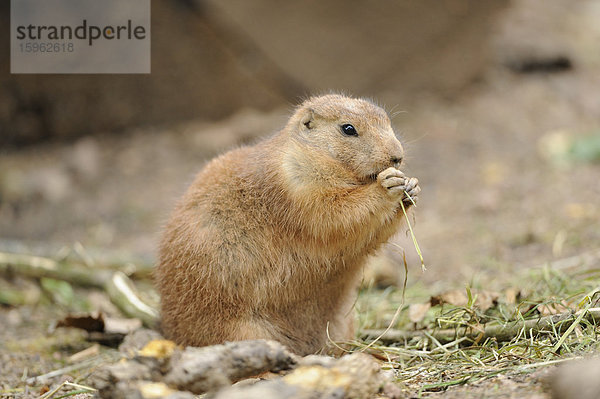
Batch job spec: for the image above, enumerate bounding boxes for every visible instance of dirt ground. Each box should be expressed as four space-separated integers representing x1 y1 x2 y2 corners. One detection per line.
1 1 600 398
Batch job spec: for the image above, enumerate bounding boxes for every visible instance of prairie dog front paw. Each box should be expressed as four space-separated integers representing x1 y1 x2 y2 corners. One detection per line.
377 167 420 207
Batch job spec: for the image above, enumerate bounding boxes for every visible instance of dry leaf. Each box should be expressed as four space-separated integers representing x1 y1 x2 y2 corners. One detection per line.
476 291 499 312
430 289 499 311
538 301 572 316
56 312 105 332
504 288 520 305
408 303 431 323
431 289 468 307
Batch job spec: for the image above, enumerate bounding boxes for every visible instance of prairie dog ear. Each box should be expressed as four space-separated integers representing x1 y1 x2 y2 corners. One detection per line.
300 108 316 130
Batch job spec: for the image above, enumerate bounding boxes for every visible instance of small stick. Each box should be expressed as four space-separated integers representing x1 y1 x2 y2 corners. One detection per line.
0 252 112 288
64 382 97 392
26 358 104 385
39 380 67 399
105 272 159 327
0 251 158 326
0 239 155 278
361 307 600 345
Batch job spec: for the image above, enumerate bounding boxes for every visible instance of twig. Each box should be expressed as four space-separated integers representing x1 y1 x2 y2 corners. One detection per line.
64 382 97 392
39 380 67 399
0 251 158 326
38 381 97 399
0 252 112 287
0 239 155 278
361 307 600 345
26 357 106 385
105 272 158 326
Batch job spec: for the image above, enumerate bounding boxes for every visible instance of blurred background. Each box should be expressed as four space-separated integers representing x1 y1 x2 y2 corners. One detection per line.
1 0 599 287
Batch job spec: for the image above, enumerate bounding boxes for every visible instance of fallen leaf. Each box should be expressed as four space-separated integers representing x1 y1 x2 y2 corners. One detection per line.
56 313 105 332
431 289 468 307
408 302 431 323
476 291 499 312
504 288 520 305
538 301 572 316
431 289 499 311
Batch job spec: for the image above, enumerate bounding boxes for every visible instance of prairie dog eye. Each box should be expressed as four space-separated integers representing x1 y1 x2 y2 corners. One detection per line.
340 123 358 137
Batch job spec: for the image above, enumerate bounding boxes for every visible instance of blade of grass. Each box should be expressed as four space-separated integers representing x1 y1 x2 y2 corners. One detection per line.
552 300 591 352
360 250 409 352
400 193 425 271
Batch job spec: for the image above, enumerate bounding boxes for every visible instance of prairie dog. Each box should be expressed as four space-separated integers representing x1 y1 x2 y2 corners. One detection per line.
155 94 420 355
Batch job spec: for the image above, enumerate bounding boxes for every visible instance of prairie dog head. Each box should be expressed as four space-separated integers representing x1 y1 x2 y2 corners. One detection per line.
287 94 404 183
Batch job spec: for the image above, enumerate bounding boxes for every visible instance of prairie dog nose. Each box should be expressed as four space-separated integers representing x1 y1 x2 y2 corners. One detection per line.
390 155 403 166
389 137 404 164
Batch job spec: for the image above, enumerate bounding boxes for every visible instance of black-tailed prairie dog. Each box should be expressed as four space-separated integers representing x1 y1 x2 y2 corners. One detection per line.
155 94 420 355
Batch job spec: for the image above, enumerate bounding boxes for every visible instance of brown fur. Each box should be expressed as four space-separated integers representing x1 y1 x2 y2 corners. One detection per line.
155 94 420 355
